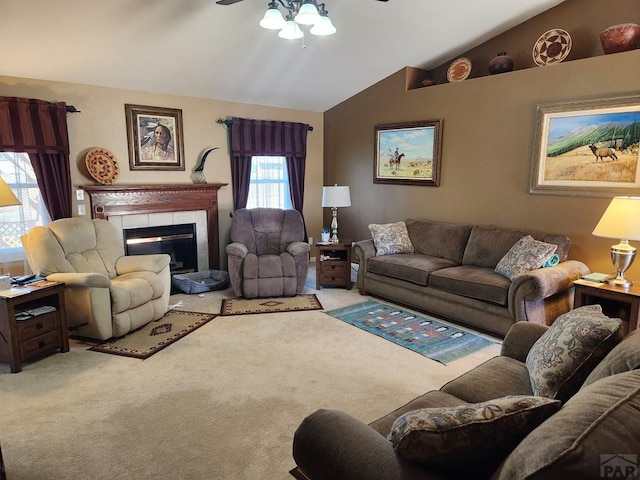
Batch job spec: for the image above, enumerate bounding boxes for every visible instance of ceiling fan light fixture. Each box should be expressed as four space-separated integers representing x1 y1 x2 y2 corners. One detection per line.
260 4 286 30
294 1 321 25
309 13 336 36
278 19 304 39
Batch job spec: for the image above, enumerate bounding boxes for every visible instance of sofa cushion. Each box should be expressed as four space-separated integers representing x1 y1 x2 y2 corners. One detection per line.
462 225 570 268
582 328 640 387
494 235 557 280
369 221 415 256
388 396 561 471
428 265 510 305
441 356 533 403
496 370 640 480
367 254 458 286
405 219 472 264
525 305 622 402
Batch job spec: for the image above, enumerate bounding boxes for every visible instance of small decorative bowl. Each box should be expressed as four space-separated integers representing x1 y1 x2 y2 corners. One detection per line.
600 23 640 54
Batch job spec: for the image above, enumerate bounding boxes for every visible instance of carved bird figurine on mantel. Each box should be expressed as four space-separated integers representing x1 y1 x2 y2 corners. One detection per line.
191 147 220 184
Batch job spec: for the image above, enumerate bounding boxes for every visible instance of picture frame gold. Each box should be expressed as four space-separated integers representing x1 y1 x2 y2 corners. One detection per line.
125 104 185 171
374 120 443 186
530 94 640 197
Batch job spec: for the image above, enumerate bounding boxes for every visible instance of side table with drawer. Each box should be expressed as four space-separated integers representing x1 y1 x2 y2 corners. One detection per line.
316 240 352 290
0 282 69 373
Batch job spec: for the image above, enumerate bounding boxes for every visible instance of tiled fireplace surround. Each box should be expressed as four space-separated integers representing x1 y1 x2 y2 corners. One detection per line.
82 184 227 271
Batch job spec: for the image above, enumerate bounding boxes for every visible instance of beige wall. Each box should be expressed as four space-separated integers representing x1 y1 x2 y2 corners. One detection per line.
324 0 640 279
0 76 323 267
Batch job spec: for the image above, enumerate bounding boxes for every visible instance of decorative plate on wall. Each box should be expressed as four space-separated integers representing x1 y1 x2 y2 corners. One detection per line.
533 28 572 66
447 57 472 82
85 147 120 185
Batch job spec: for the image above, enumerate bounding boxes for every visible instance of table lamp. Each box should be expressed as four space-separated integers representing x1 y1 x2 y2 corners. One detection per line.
321 185 351 243
592 196 640 287
0 177 21 208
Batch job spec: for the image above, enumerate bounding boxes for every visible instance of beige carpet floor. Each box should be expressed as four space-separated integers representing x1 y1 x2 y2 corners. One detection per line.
0 265 501 480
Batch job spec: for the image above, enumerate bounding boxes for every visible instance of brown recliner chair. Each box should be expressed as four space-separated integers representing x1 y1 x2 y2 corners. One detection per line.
226 208 310 298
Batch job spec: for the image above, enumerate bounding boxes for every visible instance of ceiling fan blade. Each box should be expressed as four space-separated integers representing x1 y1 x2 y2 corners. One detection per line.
216 0 244 5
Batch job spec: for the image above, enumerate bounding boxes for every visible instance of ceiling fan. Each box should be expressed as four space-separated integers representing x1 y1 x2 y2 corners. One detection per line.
217 0 388 4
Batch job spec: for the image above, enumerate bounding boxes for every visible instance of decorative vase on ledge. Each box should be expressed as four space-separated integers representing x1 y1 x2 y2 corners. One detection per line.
488 52 514 75
600 23 640 54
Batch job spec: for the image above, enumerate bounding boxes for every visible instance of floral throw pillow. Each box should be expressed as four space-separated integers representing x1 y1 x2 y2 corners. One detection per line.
495 235 557 280
526 305 622 401
368 221 414 256
388 395 561 468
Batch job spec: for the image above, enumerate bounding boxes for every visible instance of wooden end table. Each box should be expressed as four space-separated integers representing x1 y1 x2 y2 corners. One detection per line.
573 279 640 336
0 281 69 373
316 240 352 290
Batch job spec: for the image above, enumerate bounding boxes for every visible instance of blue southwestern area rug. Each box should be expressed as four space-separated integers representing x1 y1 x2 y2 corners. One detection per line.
326 300 497 365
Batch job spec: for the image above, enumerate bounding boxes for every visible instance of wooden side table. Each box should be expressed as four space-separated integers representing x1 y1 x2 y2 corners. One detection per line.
573 279 640 336
316 240 352 290
0 282 69 373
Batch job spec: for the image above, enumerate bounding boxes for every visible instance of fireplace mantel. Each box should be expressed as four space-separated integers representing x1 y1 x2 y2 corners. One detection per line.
83 183 227 269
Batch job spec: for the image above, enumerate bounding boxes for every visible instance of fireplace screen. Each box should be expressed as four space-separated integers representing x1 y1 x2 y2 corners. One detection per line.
123 223 197 274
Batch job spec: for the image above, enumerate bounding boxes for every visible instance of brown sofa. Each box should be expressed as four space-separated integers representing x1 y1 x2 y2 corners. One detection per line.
291 312 640 479
353 218 590 337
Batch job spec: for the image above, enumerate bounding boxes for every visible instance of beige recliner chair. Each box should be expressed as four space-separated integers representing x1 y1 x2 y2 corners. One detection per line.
21 217 171 340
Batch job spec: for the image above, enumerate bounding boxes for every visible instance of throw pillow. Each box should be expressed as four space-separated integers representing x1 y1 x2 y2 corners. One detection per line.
525 305 622 401
388 395 561 468
368 221 414 256
495 235 557 280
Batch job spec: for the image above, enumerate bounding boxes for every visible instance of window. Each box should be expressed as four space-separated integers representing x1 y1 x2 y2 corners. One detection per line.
0 152 50 263
246 156 293 209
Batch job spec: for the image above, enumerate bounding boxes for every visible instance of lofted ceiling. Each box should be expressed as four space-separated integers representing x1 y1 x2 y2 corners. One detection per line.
2 0 564 112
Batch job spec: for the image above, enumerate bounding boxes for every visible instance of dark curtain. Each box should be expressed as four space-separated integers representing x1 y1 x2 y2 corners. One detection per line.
0 97 72 220
228 117 310 215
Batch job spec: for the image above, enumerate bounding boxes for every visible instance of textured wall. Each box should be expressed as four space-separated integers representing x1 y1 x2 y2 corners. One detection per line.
324 0 640 278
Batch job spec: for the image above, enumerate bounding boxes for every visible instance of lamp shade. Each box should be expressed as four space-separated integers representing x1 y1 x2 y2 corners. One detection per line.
321 185 351 208
0 177 20 207
310 14 336 36
260 6 286 30
592 196 640 241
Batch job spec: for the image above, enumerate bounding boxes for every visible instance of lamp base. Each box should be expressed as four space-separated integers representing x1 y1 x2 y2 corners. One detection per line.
606 275 634 288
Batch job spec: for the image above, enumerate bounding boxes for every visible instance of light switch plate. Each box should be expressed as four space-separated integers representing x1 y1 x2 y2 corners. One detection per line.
77 205 86 216
76 189 84 200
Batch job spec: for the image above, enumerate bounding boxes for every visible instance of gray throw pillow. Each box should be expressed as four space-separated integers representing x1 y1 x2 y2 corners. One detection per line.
388 396 561 468
368 221 414 256
495 235 557 280
526 305 622 402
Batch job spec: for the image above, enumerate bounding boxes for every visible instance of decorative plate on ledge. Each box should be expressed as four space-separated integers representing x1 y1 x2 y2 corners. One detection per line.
86 147 120 185
447 57 472 82
533 28 572 66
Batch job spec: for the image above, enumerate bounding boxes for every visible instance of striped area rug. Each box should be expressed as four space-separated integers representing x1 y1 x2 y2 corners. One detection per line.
326 300 497 364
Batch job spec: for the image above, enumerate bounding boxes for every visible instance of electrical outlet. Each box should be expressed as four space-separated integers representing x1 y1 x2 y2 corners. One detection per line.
77 205 86 216
76 189 84 200
308 236 314 245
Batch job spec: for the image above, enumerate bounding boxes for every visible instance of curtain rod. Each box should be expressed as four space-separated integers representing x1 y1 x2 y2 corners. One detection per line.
66 105 81 113
216 117 313 132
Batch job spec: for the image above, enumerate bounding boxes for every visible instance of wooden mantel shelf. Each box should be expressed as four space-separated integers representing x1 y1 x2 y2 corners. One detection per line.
82 183 228 269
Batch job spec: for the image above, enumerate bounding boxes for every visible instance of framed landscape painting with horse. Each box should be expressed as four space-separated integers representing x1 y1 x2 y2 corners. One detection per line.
530 94 640 197
374 120 443 186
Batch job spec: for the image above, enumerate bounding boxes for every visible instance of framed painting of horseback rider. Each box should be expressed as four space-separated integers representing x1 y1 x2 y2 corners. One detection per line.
530 94 640 197
374 120 443 186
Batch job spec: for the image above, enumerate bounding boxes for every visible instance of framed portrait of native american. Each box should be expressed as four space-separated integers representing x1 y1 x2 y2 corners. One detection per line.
125 104 185 171
530 94 640 197
374 120 443 186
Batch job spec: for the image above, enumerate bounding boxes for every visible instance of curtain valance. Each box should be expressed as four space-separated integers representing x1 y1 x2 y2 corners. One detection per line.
0 96 69 154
